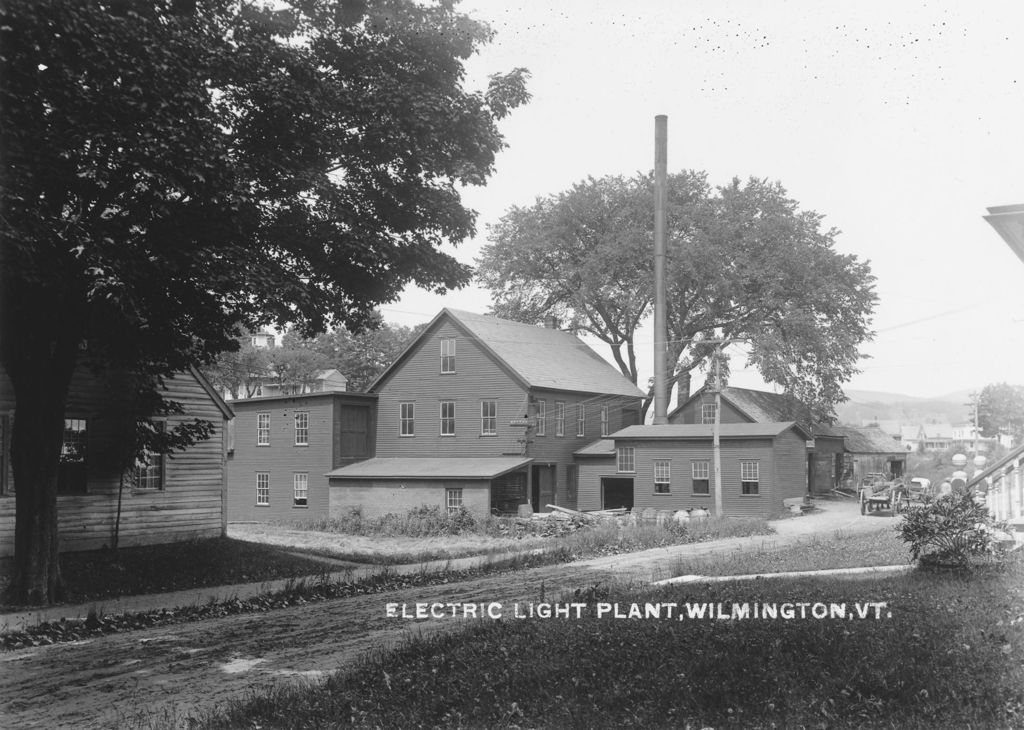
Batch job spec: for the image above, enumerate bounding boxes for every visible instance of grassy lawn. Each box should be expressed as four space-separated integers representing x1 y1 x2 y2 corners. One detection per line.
0 537 331 608
199 552 1024 730
665 526 911 578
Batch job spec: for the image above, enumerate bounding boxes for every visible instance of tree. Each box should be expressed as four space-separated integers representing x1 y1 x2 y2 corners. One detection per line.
294 314 426 392
477 173 876 423
977 383 1024 443
0 0 528 604
203 338 272 399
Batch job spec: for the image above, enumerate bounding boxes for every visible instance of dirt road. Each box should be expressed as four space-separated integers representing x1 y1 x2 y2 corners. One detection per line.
0 502 895 728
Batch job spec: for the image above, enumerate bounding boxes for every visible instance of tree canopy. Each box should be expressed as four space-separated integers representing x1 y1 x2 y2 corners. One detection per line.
477 173 876 422
977 383 1024 443
0 0 528 603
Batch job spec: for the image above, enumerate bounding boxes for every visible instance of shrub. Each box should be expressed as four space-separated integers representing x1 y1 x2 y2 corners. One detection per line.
897 490 1005 566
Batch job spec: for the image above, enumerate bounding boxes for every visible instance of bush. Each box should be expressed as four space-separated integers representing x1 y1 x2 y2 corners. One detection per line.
897 490 1005 566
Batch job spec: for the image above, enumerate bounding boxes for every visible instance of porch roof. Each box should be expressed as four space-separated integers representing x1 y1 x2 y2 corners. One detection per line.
326 457 531 480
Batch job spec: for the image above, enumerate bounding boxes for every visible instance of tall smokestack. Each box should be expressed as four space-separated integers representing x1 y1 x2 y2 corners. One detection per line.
652 115 669 424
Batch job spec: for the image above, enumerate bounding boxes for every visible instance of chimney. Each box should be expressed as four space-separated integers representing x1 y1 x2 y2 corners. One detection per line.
543 315 561 329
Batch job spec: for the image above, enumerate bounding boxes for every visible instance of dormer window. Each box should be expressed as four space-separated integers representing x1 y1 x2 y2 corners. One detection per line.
440 337 456 373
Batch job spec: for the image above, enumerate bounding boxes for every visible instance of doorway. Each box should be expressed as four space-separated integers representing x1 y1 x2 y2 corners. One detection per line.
601 477 634 510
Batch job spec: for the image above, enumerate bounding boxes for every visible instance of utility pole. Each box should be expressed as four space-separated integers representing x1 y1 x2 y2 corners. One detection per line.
652 115 669 424
712 346 723 517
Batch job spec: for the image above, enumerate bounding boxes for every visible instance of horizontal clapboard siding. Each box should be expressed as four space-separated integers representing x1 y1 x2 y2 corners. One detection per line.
0 367 227 557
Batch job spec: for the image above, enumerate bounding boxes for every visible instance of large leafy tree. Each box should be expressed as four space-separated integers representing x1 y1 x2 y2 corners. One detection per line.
977 383 1024 443
0 0 528 604
477 173 876 422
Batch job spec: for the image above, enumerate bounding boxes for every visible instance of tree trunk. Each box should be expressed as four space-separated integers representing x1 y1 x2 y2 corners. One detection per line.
4 332 79 605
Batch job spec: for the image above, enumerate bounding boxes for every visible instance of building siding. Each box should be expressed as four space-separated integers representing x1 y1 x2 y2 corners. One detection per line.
330 478 491 519
226 392 376 522
0 367 228 557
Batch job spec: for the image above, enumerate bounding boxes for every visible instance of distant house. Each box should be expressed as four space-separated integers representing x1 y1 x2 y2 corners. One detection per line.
574 423 812 517
670 386 846 495
326 308 644 518
916 423 954 451
249 330 277 349
0 365 233 557
258 368 348 398
830 426 907 488
226 390 376 521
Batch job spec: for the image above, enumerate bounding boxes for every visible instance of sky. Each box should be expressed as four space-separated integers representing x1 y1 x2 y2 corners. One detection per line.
380 1 1024 401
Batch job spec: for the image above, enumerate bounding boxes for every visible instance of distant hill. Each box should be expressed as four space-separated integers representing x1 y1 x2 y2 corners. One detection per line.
837 389 974 426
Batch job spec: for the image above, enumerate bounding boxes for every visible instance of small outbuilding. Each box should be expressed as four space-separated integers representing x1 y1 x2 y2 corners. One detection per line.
831 426 907 488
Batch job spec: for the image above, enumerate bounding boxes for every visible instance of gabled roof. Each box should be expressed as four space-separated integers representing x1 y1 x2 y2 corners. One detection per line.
611 422 812 441
370 308 644 398
187 365 234 420
574 439 616 457
326 457 531 480
831 426 904 454
672 385 841 437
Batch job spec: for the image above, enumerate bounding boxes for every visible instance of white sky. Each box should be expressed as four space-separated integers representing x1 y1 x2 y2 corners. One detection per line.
382 1 1024 401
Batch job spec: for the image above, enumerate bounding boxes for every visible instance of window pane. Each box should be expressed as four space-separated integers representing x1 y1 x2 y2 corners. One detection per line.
445 487 463 514
293 473 308 506
256 472 270 505
295 412 309 445
257 413 270 445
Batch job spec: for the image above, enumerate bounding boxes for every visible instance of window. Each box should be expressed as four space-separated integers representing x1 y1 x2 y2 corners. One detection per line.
440 337 456 373
654 460 671 494
293 473 308 506
701 403 717 425
256 472 270 505
601 405 609 436
741 460 760 495
536 400 546 436
617 446 635 473
446 487 463 514
576 404 585 437
58 418 88 493
294 412 309 446
555 401 565 437
481 400 497 436
132 424 164 491
691 460 710 495
256 413 270 445
440 401 456 436
400 402 415 437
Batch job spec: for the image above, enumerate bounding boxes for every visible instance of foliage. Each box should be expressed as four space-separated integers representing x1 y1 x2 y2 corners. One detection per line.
0 0 528 603
477 173 876 422
897 490 1006 566
202 338 272 399
977 382 1024 443
199 556 1024 730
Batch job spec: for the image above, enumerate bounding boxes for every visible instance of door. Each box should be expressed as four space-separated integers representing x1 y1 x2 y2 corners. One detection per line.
601 477 634 510
531 465 556 512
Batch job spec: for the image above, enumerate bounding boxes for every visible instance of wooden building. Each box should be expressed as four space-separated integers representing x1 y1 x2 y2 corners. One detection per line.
0 365 232 557
830 426 907 488
226 391 376 521
327 308 644 518
575 423 812 517
671 386 846 495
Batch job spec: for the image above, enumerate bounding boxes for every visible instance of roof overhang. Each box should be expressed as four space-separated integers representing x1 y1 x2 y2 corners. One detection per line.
326 457 532 480
985 204 1024 264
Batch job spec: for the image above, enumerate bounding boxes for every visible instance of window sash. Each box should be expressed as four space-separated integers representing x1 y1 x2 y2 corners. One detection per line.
741 460 760 495
617 446 635 473
58 418 88 493
576 404 585 437
481 400 497 435
654 459 670 493
257 413 270 445
293 473 308 506
555 402 565 436
399 402 415 436
600 405 609 436
445 487 463 514
701 403 717 425
440 401 456 436
440 337 456 373
294 412 309 445
256 472 270 505
536 400 546 436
